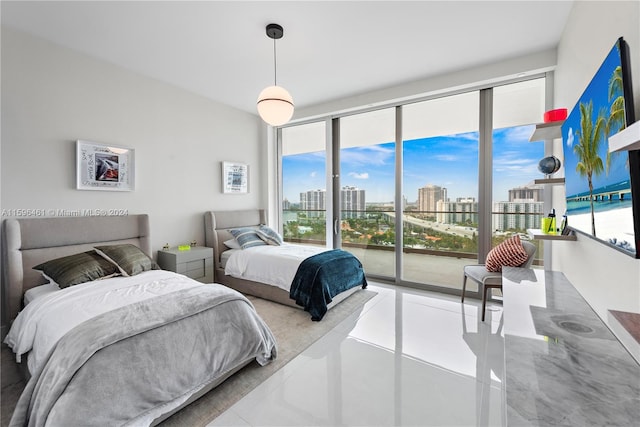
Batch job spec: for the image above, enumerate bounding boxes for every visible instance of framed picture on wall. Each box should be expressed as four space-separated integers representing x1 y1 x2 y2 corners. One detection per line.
222 161 249 194
76 140 135 191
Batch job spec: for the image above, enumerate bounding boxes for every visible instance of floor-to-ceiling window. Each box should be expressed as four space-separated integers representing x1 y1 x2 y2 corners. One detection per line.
279 76 547 293
491 78 546 264
401 92 480 288
339 108 396 279
281 121 328 246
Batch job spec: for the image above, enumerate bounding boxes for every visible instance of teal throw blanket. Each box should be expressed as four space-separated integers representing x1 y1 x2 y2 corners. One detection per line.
290 249 367 321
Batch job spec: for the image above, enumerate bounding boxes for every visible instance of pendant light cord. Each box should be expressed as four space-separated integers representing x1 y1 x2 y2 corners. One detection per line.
273 36 277 86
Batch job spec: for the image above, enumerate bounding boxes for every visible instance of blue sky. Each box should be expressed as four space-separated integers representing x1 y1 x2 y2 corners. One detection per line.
283 125 543 204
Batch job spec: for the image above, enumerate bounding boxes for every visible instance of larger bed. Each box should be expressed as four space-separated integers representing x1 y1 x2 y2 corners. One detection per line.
1 214 276 426
204 209 367 321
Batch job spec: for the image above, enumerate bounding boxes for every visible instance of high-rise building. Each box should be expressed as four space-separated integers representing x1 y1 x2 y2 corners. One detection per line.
418 184 447 217
493 201 544 231
300 189 326 217
300 187 366 218
341 186 366 218
492 183 546 231
437 198 478 224
509 185 544 202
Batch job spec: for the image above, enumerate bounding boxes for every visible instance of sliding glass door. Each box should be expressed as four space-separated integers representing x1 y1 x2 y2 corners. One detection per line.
338 108 396 279
401 92 480 289
281 122 328 247
278 76 547 292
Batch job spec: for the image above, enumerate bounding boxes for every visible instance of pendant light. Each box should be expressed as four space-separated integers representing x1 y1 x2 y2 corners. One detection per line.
257 23 294 126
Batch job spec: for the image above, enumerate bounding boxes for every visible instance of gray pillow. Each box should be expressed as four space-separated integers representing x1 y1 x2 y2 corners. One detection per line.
229 227 267 249
94 244 158 276
33 251 120 289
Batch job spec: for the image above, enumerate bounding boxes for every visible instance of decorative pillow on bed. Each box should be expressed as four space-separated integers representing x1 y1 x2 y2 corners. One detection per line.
94 244 159 276
33 251 120 289
223 238 242 250
485 235 529 272
256 225 283 246
229 227 267 249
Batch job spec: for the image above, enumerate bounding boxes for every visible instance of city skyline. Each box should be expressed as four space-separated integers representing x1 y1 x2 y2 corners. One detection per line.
282 125 543 205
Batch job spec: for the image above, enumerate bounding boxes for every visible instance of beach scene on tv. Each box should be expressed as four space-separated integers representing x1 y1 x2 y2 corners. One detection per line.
562 39 635 254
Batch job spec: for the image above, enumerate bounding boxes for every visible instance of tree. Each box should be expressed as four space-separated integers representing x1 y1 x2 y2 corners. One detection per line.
607 65 625 134
606 64 628 172
573 101 607 236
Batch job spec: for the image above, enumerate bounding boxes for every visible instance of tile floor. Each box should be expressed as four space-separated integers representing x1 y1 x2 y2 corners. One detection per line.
209 282 506 426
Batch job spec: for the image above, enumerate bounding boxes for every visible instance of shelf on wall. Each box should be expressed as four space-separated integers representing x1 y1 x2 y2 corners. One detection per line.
529 120 564 142
609 121 640 152
527 228 576 241
534 177 565 185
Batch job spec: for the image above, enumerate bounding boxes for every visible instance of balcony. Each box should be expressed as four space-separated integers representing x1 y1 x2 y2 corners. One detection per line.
283 209 544 294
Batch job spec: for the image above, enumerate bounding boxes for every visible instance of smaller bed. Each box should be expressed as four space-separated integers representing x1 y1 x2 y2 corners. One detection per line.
204 209 367 320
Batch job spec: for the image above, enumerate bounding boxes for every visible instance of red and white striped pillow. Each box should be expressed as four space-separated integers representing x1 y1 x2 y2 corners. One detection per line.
485 235 529 272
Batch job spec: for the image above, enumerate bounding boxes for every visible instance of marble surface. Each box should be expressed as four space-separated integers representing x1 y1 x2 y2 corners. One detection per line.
502 268 640 426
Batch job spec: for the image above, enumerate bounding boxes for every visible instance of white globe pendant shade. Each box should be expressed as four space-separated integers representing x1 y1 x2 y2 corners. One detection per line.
257 85 294 126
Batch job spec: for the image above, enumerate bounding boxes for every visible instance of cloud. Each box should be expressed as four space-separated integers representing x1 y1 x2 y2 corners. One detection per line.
348 172 369 179
434 154 458 162
494 150 539 174
456 131 482 141
566 127 574 147
310 171 317 178
496 126 535 142
341 145 394 166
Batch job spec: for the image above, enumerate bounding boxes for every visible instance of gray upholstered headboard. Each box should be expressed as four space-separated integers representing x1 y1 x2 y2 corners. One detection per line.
1 215 151 323
204 209 266 269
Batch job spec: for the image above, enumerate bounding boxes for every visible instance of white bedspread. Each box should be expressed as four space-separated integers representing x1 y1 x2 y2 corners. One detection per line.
224 244 329 291
4 270 203 374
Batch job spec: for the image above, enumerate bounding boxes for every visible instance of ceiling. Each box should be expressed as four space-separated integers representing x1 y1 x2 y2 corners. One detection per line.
1 1 574 117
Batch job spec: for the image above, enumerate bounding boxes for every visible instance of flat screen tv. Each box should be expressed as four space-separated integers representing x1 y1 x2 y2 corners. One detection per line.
561 37 639 258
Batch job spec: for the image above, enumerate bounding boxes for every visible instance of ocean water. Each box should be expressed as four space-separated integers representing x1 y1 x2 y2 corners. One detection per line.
566 198 633 216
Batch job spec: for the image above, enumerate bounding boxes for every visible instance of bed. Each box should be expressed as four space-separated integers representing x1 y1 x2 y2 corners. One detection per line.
1 214 276 426
204 209 367 320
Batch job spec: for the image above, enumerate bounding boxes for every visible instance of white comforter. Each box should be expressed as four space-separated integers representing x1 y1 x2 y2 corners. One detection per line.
224 244 329 291
4 270 203 374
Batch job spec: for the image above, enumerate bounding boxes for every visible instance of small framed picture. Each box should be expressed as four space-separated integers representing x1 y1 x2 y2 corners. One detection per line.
76 140 135 191
222 161 249 194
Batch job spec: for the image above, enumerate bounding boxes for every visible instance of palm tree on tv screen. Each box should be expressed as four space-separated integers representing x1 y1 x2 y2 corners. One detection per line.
606 64 628 172
608 65 625 131
574 100 606 236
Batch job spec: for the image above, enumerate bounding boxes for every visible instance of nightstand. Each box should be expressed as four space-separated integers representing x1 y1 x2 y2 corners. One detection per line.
157 246 214 283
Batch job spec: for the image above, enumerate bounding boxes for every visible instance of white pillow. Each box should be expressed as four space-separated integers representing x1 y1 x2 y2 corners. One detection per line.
24 282 60 305
224 238 242 250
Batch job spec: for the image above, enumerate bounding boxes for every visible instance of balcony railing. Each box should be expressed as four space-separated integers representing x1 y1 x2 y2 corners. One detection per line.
282 208 544 290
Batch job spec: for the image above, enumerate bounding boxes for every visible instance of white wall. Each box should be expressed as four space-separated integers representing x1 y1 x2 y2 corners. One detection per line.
295 49 557 121
553 1 640 323
1 27 266 256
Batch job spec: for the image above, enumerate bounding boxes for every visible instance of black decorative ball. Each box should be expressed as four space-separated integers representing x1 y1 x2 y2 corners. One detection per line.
538 156 561 175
